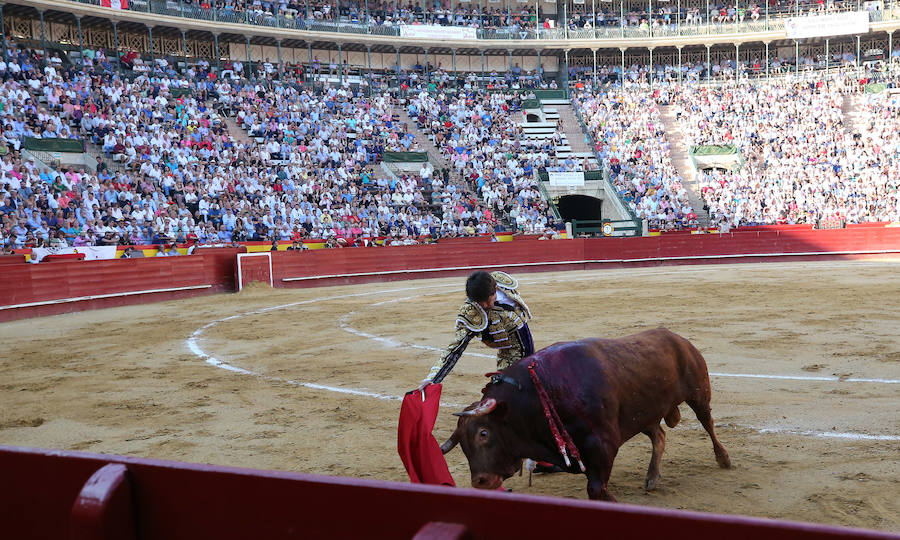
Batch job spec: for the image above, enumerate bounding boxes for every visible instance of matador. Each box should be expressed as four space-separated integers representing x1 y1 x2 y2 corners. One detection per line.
421 270 534 387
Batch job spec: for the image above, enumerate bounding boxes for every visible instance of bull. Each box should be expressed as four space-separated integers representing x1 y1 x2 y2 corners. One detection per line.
440 328 732 501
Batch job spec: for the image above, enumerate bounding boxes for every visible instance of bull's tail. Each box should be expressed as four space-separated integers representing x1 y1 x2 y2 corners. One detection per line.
664 406 681 428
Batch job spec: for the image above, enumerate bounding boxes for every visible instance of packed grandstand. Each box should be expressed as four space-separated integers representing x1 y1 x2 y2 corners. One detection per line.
0 0 899 256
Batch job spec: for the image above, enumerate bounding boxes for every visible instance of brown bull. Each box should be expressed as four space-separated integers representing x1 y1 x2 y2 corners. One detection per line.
441 327 732 501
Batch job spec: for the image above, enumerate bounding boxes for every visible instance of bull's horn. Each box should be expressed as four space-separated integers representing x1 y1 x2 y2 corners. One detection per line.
440 432 459 454
452 398 497 417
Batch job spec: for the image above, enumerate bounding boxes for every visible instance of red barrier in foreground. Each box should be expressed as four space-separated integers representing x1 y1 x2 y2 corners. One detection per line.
1 446 896 540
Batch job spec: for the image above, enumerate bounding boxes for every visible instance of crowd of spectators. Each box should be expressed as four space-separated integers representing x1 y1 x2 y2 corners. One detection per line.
166 0 888 38
4 33 900 254
569 45 900 87
565 0 874 33
574 87 698 230
407 81 589 234
177 0 551 31
673 77 900 227
573 60 900 230
0 41 553 254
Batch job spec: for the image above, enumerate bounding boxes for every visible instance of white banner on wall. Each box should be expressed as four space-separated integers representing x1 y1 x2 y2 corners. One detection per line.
785 11 869 39
31 246 117 262
548 171 585 187
399 25 477 40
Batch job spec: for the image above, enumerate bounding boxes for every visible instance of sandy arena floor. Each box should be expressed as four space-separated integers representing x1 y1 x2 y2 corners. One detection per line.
1 260 898 532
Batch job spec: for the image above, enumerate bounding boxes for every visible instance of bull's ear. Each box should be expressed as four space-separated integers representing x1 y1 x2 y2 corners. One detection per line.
440 430 459 454
453 398 497 417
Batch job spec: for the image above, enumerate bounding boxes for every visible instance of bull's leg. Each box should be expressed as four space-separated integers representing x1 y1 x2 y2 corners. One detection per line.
642 424 666 490
583 441 618 502
686 399 732 469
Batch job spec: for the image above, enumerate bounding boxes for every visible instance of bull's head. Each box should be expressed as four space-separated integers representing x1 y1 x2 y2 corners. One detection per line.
440 398 523 490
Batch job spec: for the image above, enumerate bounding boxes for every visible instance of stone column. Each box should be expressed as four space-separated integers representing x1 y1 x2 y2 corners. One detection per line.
452 48 457 84
112 21 121 72
706 43 711 81
78 17 85 68
213 32 219 73
181 29 188 68
480 49 485 88
277 38 283 76
677 45 682 85
39 10 47 64
0 5 7 61
246 36 252 76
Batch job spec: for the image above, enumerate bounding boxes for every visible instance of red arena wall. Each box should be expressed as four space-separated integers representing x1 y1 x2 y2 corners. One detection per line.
2 228 899 323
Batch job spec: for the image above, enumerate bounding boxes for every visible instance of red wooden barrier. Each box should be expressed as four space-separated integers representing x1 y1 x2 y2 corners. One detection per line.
0 254 26 265
733 224 815 231
0 250 239 322
272 240 588 287
2 229 899 322
846 222 892 229
1 446 896 540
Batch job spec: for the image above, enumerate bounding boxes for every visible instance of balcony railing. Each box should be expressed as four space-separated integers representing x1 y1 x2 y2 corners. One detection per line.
62 0 899 42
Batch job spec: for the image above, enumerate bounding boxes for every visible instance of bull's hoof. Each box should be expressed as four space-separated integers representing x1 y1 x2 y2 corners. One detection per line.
645 476 659 491
717 452 732 469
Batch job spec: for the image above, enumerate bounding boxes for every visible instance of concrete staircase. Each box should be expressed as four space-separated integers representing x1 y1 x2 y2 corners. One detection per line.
554 103 594 154
31 84 119 174
658 105 710 226
841 94 866 137
519 101 598 168
394 103 523 228
394 107 448 170
223 115 257 147
83 140 126 174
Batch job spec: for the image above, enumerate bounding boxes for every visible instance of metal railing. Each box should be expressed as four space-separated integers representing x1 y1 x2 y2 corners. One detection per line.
534 169 563 221
59 0 900 42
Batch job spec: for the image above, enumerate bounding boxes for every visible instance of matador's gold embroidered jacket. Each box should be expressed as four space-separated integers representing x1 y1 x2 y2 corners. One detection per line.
427 272 532 383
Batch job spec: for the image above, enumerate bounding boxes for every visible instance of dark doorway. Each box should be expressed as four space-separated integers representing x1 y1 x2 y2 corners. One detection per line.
557 195 602 221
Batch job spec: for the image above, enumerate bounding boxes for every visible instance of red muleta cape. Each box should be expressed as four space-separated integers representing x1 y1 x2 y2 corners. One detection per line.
397 384 455 486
